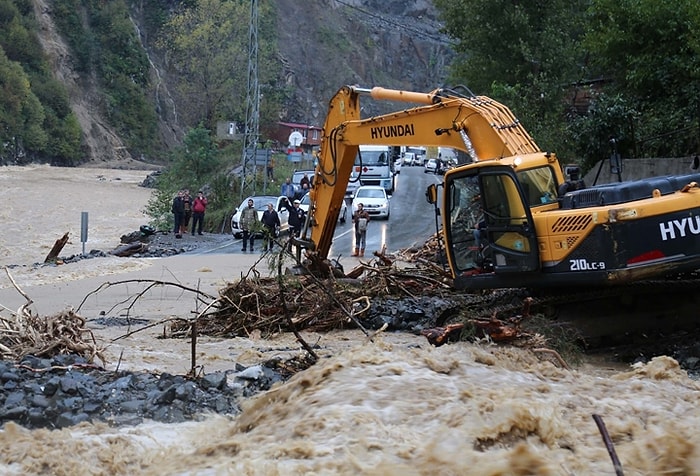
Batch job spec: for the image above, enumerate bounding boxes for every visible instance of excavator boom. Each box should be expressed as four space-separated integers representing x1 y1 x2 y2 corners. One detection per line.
300 85 700 292
302 85 541 259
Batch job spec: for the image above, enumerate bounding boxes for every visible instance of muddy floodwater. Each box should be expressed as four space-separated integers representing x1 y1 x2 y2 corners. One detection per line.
1 165 700 475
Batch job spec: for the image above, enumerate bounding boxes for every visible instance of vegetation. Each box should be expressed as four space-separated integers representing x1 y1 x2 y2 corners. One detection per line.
434 0 700 171
144 124 294 233
52 0 159 156
157 0 285 134
0 0 81 164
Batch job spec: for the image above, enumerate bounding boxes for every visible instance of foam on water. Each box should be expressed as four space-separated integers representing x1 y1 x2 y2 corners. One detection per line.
1 341 698 475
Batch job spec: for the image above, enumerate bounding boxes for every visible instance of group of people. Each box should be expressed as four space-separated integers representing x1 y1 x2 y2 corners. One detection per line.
237 196 307 252
280 173 312 202
171 173 372 257
238 199 277 252
171 189 208 238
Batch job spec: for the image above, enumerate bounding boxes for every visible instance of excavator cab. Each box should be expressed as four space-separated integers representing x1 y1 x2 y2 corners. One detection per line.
439 165 540 289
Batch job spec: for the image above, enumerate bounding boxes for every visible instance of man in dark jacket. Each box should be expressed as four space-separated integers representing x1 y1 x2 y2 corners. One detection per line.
288 199 306 238
171 190 185 238
261 202 281 251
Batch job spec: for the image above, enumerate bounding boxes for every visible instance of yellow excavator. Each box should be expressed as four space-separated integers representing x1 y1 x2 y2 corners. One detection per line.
294 85 700 293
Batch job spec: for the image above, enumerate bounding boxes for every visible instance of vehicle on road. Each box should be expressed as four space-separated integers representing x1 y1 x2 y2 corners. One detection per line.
351 185 390 220
231 195 290 238
393 158 402 174
354 145 395 194
299 193 347 224
402 152 416 166
292 169 314 195
401 146 426 166
424 158 438 174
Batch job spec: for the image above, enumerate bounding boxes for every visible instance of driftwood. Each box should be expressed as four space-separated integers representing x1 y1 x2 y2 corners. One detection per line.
1 268 105 364
110 242 148 257
44 232 70 263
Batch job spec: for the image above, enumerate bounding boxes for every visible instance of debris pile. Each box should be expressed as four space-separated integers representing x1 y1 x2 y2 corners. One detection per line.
0 269 104 364
170 251 539 351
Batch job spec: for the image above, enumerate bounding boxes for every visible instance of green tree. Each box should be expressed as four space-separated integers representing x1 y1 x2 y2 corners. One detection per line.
567 93 639 171
144 125 230 232
0 48 46 163
158 0 282 133
433 0 589 157
158 0 249 131
584 0 700 158
171 125 221 185
87 0 158 155
0 0 84 163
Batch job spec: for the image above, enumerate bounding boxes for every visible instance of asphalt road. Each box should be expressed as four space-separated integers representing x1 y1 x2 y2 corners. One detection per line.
207 165 443 258
327 165 442 258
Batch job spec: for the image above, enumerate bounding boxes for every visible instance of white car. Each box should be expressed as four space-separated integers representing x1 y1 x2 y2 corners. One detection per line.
424 158 438 174
351 185 390 220
231 195 290 238
394 158 402 174
299 193 347 224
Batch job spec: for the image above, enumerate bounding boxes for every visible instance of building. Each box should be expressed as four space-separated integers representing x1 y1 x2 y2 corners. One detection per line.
268 122 322 153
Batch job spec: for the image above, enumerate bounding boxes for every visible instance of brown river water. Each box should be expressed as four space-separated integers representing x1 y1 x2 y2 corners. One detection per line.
1 165 699 475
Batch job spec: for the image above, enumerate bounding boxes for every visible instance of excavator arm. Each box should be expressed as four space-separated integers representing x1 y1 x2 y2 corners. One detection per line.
301 85 541 260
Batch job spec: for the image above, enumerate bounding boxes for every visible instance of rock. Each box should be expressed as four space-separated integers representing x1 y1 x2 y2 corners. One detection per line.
0 356 282 430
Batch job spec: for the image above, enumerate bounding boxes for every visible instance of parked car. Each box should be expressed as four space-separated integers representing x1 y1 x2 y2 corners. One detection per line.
411 154 425 166
394 158 402 174
351 185 390 220
424 158 438 174
299 194 347 224
292 169 315 195
231 195 290 238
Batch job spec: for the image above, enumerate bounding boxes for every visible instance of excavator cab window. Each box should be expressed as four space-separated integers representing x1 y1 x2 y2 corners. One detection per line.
445 167 539 276
445 175 483 272
516 166 558 206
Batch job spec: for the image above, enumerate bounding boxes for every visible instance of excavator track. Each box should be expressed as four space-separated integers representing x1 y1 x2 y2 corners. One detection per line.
453 272 700 348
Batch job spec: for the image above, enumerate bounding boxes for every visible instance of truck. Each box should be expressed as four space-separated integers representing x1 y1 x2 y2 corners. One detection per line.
400 146 427 166
353 144 395 194
294 85 700 295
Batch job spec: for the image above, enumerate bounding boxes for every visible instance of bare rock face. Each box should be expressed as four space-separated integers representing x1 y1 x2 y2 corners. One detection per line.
32 0 133 164
265 0 453 123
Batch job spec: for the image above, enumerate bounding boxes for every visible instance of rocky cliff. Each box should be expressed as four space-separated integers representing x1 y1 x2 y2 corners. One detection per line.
30 0 453 164
273 0 453 123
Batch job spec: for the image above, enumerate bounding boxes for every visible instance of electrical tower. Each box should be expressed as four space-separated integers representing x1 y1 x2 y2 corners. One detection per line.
240 0 259 200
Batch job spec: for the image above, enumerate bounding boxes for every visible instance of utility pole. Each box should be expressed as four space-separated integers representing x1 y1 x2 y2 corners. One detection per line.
240 0 259 200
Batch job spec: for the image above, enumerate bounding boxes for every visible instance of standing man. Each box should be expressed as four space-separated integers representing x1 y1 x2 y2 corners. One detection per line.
281 177 295 200
261 202 281 252
171 190 185 239
351 203 370 257
287 198 306 246
295 182 310 200
181 189 192 235
240 198 259 252
191 190 208 235
299 172 311 191
266 157 275 182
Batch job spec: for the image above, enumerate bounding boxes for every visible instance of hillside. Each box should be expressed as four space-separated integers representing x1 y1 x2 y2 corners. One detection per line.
25 0 454 165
